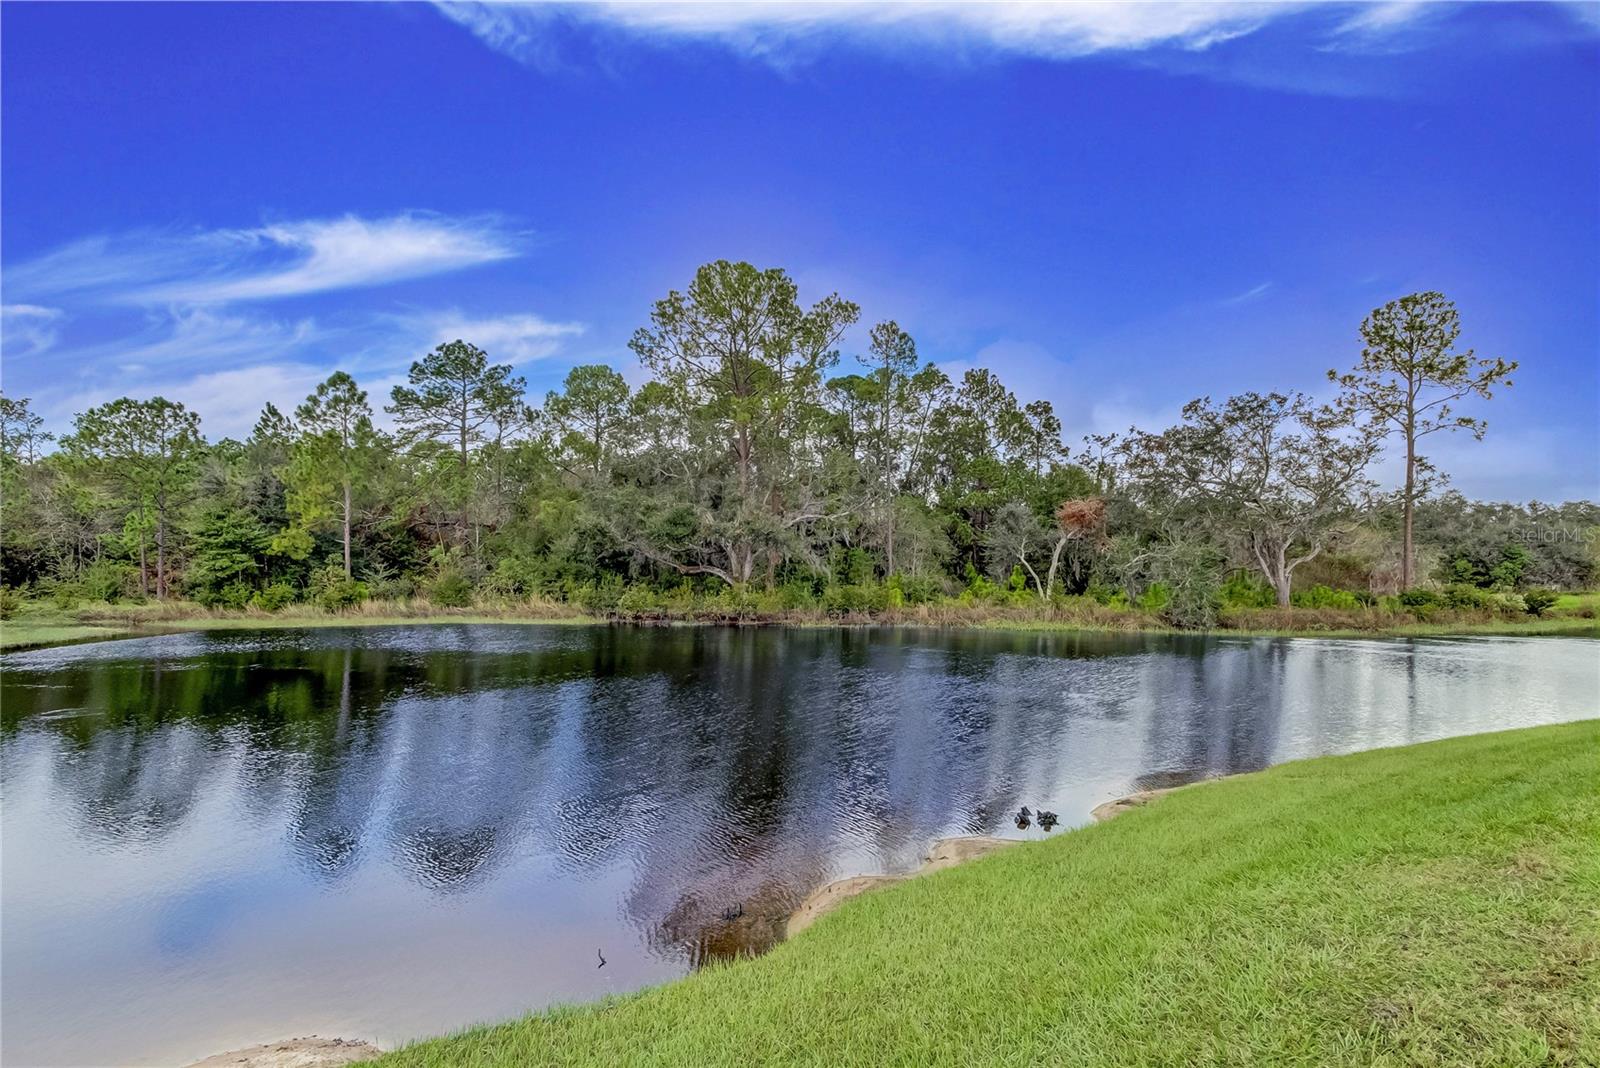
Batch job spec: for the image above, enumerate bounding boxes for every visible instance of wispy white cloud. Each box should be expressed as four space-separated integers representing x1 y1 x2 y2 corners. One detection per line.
58 362 336 441
5 213 520 307
1 304 64 361
27 301 587 438
1317 0 1444 55
1334 1 1429 35
1371 425 1600 504
61 308 323 371
411 309 586 362
437 1 1291 68
1220 281 1273 306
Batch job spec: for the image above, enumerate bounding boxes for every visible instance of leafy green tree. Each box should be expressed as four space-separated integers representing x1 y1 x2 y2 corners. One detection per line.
544 364 632 476
925 368 1023 571
187 497 270 604
242 404 294 524
984 500 1053 599
1106 392 1381 607
387 340 528 547
285 372 375 577
1 394 53 464
61 397 203 599
626 261 859 585
0 395 55 583
1330 292 1516 588
828 321 951 575
389 340 527 466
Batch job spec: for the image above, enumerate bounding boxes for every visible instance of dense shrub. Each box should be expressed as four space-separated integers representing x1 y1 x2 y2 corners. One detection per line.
251 582 297 612
1136 583 1172 613
614 585 663 619
889 573 944 606
310 565 368 611
1292 584 1362 611
959 564 1005 604
778 579 820 611
211 582 254 610
1486 591 1526 615
319 579 368 611
1443 584 1490 610
430 568 475 608
1160 582 1221 629
81 559 131 603
1085 580 1128 608
1220 573 1276 609
1398 588 1441 609
823 583 888 616
576 574 624 614
1522 588 1559 617
0 586 21 620
364 561 417 601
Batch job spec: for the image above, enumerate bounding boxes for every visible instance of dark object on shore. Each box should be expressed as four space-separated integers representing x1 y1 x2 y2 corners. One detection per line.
722 903 743 922
1014 808 1031 830
597 948 606 969
1037 810 1059 831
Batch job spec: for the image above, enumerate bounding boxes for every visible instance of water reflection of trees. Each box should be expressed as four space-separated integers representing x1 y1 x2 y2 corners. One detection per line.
2 625 1297 966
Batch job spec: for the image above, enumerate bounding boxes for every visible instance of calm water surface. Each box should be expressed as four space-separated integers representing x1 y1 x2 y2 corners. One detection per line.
2 625 1596 1066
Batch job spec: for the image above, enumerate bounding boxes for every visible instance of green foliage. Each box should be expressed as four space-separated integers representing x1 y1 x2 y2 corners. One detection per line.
250 582 297 612
1443 583 1490 610
822 583 887 616
0 277 1579 633
1522 588 1559 617
310 564 367 612
1219 573 1276 609
213 582 254 610
429 568 474 608
187 501 269 604
1136 583 1171 612
363 560 417 601
959 563 1004 604
1399 588 1441 609
0 586 21 620
81 559 131 603
887 573 942 606
576 574 625 614
1291 584 1362 610
614 585 662 619
320 580 368 612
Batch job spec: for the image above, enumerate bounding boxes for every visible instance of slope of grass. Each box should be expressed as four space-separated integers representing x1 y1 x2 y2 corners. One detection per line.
0 601 596 650
0 619 135 649
1554 591 1600 614
381 722 1600 1067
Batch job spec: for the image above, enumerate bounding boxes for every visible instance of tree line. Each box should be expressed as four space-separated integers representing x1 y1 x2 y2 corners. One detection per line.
2 262 1592 626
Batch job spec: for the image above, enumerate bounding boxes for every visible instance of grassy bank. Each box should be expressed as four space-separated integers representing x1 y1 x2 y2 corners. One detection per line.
3 594 1596 651
379 722 1599 1067
0 600 597 650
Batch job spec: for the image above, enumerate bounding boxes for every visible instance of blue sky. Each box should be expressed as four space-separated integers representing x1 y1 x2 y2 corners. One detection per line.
2 1 1596 500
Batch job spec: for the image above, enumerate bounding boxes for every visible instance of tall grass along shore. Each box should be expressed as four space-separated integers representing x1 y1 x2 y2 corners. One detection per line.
2 591 1597 652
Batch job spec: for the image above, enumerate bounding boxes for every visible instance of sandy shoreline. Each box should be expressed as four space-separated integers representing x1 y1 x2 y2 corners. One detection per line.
182 1036 382 1068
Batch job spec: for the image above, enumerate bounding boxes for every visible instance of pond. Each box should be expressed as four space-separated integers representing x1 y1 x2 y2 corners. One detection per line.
2 625 1595 1066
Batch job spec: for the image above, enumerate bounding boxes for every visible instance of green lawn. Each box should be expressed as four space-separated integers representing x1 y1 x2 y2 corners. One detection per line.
0 605 596 650
0 619 139 649
1554 591 1600 614
380 722 1600 1067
